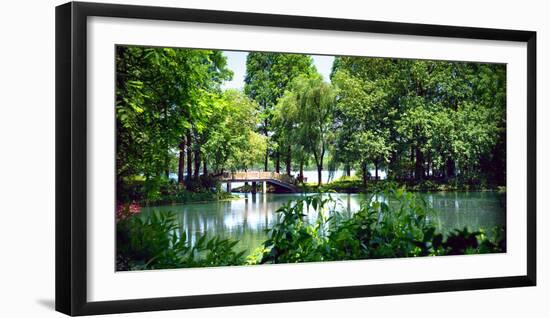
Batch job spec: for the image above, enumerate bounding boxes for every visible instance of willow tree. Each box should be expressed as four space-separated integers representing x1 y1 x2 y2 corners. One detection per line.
283 74 337 185
244 52 314 171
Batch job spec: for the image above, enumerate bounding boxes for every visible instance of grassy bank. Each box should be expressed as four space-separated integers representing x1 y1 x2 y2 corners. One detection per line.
299 176 506 193
143 190 239 206
119 175 240 206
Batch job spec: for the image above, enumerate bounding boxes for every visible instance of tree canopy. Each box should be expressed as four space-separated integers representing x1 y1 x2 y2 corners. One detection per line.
116 47 506 203
244 52 315 172
327 56 506 186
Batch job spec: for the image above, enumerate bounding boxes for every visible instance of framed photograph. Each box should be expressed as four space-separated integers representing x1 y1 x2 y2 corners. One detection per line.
55 1 536 316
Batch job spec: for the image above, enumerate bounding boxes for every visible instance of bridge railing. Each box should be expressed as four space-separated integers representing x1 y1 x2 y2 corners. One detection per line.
218 171 296 185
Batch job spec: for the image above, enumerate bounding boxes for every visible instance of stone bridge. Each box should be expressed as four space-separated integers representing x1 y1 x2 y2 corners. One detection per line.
216 171 298 193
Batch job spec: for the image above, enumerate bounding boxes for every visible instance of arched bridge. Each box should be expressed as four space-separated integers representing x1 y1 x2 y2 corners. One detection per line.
217 171 299 193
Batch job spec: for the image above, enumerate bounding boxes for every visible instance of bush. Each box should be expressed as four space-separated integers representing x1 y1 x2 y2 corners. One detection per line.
260 195 334 263
116 211 246 271
184 174 220 192
117 174 231 206
260 187 505 264
117 176 146 203
304 175 501 194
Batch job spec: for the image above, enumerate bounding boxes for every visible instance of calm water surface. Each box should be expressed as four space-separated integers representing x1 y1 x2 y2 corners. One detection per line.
140 191 506 255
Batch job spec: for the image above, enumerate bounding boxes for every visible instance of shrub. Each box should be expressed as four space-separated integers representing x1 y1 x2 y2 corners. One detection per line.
116 211 246 271
117 174 229 206
260 187 505 264
260 195 335 263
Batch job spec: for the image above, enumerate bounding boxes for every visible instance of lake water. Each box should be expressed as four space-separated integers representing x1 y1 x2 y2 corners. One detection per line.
140 191 506 255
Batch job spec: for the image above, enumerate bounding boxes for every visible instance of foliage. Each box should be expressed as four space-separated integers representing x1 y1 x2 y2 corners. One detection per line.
301 176 496 193
229 130 268 171
116 46 233 199
259 188 505 264
331 68 392 185
116 47 266 203
244 52 315 171
119 175 235 206
260 195 334 263
116 46 230 180
203 89 264 172
328 57 506 187
116 211 246 271
114 47 508 271
117 47 506 200
117 188 505 270
273 73 337 184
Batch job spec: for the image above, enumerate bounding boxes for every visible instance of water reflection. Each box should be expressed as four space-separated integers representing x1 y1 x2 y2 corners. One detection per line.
140 192 506 255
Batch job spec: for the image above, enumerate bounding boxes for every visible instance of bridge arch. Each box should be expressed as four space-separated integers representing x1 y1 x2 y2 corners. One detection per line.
217 171 298 193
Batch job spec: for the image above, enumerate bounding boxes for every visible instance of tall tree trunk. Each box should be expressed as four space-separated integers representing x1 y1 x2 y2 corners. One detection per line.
285 145 291 176
264 119 269 171
163 105 169 179
445 158 456 180
194 149 200 179
317 165 322 186
177 137 185 185
345 164 351 177
275 151 280 173
164 153 170 179
203 160 207 176
299 159 304 182
186 131 193 181
427 153 432 178
374 159 379 180
415 146 425 181
362 161 368 188
410 145 415 180
388 151 397 180
317 153 324 186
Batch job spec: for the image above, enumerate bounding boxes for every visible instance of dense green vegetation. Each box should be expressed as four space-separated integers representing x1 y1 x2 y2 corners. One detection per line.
244 53 315 174
117 212 245 270
258 188 504 264
116 187 505 271
116 46 506 204
274 57 506 187
115 47 506 269
116 47 266 204
301 175 507 193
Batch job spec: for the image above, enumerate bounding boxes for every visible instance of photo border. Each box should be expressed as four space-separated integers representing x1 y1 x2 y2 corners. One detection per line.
55 1 536 316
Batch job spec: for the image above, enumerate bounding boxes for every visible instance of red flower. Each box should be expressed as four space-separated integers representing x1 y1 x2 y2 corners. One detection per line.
116 201 141 220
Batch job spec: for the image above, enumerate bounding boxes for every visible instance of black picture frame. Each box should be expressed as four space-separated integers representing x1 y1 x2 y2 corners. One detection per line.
55 1 537 316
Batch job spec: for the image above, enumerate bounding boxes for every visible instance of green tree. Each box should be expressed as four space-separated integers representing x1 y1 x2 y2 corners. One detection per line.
116 47 231 200
203 90 263 173
332 69 392 186
290 74 337 185
330 56 505 187
244 53 314 171
229 131 268 171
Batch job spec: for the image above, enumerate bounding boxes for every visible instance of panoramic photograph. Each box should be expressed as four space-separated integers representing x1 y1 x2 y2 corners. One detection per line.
115 46 507 271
